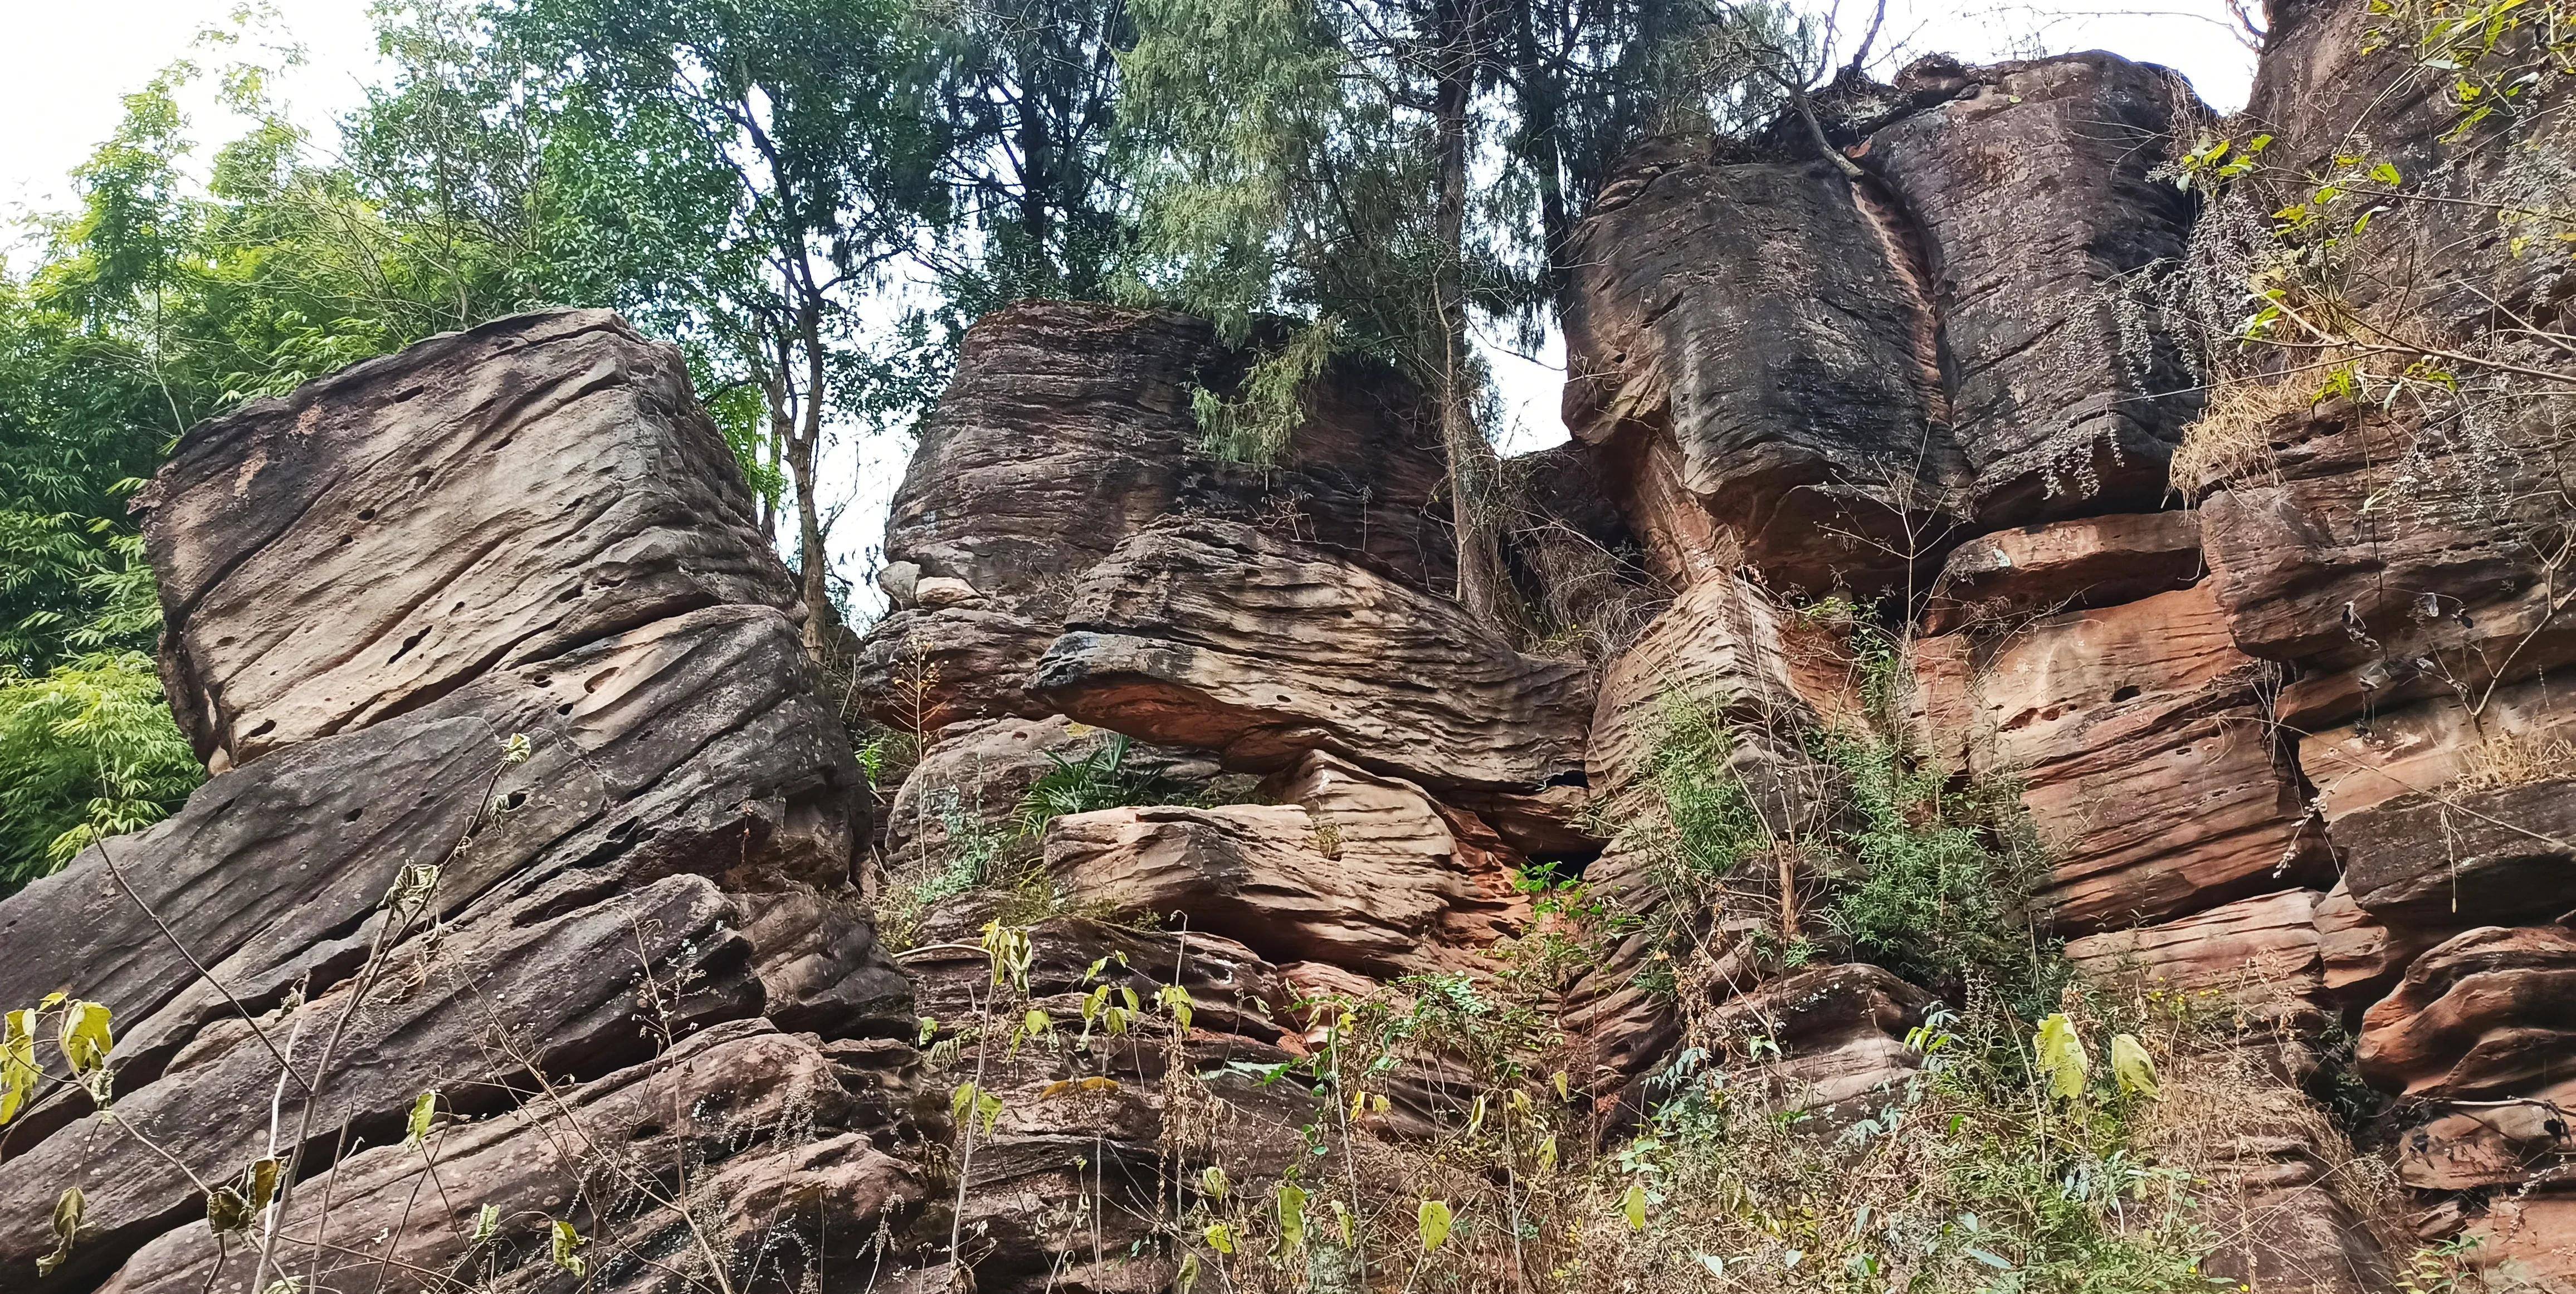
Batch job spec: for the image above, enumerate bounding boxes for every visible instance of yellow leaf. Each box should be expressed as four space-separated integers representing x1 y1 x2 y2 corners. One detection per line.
406 1091 437 1146
1418 1198 1454 1251
58 1000 112 1076
1203 1222 1235 1254
2 1009 37 1126
1200 1165 1229 1200
1623 1182 1648 1232
2110 1034 2162 1099
2034 1013 2090 1102
1276 1184 1308 1251
549 1219 586 1276
1551 1071 1570 1101
1535 1135 1558 1175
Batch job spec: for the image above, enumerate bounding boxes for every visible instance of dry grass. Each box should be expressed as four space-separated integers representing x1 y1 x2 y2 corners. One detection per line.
2170 378 2309 500
2445 727 2576 795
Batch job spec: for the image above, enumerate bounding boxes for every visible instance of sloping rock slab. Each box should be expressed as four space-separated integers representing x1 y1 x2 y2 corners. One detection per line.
96 1022 932 1294
2335 778 2576 928
1700 963 1932 1114
138 309 793 770
1031 520 1592 793
0 606 882 1090
0 872 762 1289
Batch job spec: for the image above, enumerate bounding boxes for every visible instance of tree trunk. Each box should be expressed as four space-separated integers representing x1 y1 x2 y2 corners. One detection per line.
1435 0 1509 627
778 302 835 656
1509 0 1573 308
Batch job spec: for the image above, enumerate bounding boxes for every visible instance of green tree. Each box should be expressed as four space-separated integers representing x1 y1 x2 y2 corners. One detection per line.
503 0 954 642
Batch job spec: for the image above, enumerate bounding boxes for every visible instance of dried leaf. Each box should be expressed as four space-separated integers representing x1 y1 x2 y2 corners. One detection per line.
36 1187 83 1276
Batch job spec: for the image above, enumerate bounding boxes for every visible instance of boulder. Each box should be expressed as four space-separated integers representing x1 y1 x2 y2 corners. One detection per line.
0 312 913 1292
1697 963 1932 1113
1921 511 2203 633
1860 53 2203 525
2334 778 2576 929
1559 150 1958 593
1031 520 1593 794
1914 582 2322 933
1042 752 1528 977
136 310 795 771
2357 925 2576 1101
2063 888 2327 1024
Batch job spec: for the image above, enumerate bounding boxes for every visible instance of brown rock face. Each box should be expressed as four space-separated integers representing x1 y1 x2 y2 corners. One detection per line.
2358 925 2576 1102
2334 778 2576 929
1031 519 1594 793
2063 888 2327 1024
1699 963 1933 1113
0 311 922 1292
850 302 1453 730
137 310 797 772
1043 752 1526 977
1861 53 2203 525
1561 152 1953 593
1923 511 2203 633
1914 582 2320 933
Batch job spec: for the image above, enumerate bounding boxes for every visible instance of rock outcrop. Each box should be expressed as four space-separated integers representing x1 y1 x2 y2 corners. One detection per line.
0 311 924 1292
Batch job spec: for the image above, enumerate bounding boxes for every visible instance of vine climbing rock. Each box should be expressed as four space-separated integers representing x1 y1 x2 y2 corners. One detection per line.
0 310 926 1292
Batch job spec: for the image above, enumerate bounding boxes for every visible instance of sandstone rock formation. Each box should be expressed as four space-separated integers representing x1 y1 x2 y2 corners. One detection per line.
0 311 924 1293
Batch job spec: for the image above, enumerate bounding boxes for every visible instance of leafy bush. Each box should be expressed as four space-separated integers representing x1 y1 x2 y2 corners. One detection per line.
1012 733 1182 838
0 651 202 890
1819 724 2058 1015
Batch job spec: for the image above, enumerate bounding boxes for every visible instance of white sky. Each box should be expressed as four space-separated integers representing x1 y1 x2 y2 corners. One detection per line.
0 0 2258 598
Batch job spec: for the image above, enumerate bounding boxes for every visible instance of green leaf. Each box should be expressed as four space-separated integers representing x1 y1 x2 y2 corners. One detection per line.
2111 1033 2162 1098
549 1219 586 1276
1203 1221 1235 1254
1623 1181 1648 1232
1418 1198 1453 1251
2370 161 2403 185
469 1203 500 1243
2034 1013 2090 1102
1199 1165 1229 1199
1968 1247 2016 1270
406 1090 438 1146
1276 1184 1307 1251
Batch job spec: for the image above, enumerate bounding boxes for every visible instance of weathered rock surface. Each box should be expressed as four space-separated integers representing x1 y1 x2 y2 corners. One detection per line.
1031 519 1593 793
2302 676 2576 823
849 302 1454 731
1043 752 1526 977
1561 150 1954 593
1922 510 2203 633
2063 888 2326 1024
1861 53 2202 525
882 715 1223 873
1699 963 1931 1113
2358 925 2576 1102
1914 582 2321 932
2335 779 2576 929
0 311 921 1292
137 310 797 771
95 1022 930 1294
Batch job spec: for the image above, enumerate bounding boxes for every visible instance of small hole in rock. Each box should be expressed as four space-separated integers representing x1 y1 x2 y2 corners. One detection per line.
2109 685 2142 703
